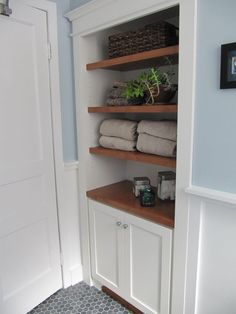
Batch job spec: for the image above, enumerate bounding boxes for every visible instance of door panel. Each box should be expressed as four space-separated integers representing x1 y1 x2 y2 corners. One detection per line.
125 214 172 314
0 1 62 313
129 225 162 312
89 200 123 293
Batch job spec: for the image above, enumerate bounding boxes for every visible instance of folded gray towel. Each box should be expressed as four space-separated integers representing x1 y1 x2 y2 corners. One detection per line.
137 120 177 141
99 136 136 151
106 98 129 106
137 133 176 157
100 119 138 141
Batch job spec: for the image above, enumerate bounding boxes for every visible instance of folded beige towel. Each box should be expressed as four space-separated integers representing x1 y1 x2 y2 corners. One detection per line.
99 136 136 151
137 120 177 141
137 133 176 157
100 119 137 141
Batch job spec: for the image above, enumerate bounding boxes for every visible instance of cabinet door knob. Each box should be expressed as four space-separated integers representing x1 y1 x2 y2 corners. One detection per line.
116 221 122 227
123 224 128 229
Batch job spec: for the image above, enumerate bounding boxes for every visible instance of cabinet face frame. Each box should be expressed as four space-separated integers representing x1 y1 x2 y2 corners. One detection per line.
66 0 197 313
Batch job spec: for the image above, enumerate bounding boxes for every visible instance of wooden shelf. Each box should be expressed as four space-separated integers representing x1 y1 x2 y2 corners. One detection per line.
86 45 179 71
88 104 177 113
87 180 175 228
90 146 176 168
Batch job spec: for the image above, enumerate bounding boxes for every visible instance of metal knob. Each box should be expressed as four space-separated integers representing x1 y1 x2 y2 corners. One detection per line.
123 224 128 229
116 221 122 227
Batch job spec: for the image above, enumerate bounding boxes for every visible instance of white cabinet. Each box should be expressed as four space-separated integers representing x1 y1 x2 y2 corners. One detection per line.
89 200 173 314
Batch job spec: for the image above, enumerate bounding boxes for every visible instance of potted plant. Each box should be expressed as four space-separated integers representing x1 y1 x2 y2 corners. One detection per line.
123 63 177 104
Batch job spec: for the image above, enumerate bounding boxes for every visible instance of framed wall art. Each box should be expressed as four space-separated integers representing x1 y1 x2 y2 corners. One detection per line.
220 42 236 89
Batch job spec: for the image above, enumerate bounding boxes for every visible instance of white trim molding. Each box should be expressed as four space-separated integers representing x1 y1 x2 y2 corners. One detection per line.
65 0 113 22
64 160 79 171
62 161 82 287
186 185 236 206
66 0 179 37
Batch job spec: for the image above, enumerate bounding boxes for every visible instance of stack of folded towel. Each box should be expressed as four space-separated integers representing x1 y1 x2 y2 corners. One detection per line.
106 81 129 106
137 120 177 157
99 119 138 151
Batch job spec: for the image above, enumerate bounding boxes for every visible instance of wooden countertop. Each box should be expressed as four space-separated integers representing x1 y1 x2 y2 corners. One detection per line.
86 180 175 228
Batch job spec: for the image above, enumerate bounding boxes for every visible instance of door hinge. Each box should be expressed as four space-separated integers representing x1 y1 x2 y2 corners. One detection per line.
0 1 12 16
47 42 52 60
60 252 64 266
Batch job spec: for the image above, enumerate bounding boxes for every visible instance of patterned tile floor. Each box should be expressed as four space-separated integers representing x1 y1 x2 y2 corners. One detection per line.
28 281 131 314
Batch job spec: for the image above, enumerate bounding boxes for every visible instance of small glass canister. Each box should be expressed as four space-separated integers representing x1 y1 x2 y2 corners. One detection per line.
157 171 176 201
139 186 156 207
133 177 150 197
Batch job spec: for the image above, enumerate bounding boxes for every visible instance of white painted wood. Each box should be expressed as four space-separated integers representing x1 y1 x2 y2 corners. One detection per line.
171 0 198 313
23 0 69 289
71 31 126 285
89 200 124 294
0 1 62 313
62 161 82 288
195 199 236 314
124 214 172 314
186 185 236 206
64 160 79 171
24 0 73 290
88 200 172 314
181 194 236 314
66 0 178 37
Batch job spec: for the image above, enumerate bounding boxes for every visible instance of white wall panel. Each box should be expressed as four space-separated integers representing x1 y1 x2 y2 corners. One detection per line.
196 200 236 314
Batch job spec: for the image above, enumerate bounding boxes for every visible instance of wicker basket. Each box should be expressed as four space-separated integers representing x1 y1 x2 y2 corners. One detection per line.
108 21 178 59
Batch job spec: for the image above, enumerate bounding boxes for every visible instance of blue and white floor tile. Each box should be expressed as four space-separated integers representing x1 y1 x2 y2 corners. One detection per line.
28 281 131 314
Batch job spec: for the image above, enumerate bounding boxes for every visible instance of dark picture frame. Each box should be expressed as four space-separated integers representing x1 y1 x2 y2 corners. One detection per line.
220 42 236 89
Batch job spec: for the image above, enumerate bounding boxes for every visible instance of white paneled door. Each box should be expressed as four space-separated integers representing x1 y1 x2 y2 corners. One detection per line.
0 1 62 314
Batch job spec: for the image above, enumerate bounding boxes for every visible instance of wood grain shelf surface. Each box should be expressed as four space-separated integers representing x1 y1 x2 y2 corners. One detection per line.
87 180 175 228
86 45 179 71
88 104 177 113
90 146 176 168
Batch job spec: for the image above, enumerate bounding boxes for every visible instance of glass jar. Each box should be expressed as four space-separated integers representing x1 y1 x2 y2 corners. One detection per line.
139 187 156 207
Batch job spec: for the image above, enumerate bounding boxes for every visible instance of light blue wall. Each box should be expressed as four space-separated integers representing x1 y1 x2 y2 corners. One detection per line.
50 0 92 161
193 0 236 193
49 0 77 161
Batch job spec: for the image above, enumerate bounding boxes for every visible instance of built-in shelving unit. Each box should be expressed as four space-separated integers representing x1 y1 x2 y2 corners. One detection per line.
86 45 179 71
88 104 178 113
87 180 175 228
90 146 176 168
68 4 180 311
84 15 179 234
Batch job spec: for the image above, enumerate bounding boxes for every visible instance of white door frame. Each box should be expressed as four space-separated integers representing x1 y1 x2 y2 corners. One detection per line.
66 0 198 312
19 0 67 287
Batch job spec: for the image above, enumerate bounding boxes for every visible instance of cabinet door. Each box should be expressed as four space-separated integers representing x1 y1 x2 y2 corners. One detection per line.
89 200 124 293
124 214 172 314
